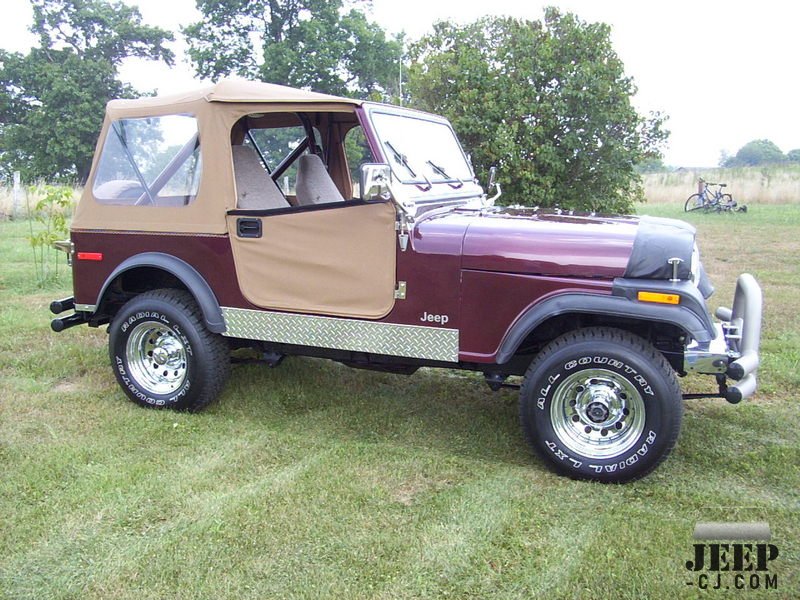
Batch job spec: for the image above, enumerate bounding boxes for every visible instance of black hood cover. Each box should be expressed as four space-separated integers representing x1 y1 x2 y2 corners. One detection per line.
623 216 696 280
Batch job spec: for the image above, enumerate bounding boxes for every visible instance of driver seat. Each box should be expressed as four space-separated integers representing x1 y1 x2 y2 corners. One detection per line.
295 154 345 206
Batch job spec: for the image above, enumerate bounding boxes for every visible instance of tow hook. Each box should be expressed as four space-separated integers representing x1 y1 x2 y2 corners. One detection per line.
682 374 743 404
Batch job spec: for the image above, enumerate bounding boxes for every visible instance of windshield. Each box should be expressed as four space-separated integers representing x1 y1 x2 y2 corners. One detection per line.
369 110 473 186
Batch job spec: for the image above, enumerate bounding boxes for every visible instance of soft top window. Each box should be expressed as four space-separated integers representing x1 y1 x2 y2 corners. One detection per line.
93 114 202 206
234 113 324 197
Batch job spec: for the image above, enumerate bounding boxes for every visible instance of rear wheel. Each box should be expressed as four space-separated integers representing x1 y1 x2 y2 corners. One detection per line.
109 289 230 411
684 193 705 212
721 193 735 210
519 327 682 483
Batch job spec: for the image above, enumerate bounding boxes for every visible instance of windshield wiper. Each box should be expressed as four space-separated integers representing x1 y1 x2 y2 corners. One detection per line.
384 140 417 178
426 159 464 189
384 140 432 191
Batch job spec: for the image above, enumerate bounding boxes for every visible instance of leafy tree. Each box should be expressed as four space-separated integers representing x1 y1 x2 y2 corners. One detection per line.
785 149 800 163
0 0 174 183
406 10 668 213
723 139 786 167
185 0 402 99
636 157 667 173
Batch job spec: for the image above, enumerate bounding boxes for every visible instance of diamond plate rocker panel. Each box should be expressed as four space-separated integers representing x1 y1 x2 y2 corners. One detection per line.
221 307 459 363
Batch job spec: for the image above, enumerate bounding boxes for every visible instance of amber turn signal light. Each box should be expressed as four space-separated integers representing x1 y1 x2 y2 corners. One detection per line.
637 291 680 305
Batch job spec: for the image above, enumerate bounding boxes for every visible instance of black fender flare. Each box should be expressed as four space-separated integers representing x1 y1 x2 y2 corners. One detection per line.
95 252 226 333
496 281 715 364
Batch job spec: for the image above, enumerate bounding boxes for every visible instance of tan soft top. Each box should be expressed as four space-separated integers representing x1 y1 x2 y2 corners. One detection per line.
106 80 362 115
74 80 364 234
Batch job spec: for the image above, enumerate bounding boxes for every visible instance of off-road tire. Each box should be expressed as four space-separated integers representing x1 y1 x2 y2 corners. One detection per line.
109 289 230 411
519 327 682 483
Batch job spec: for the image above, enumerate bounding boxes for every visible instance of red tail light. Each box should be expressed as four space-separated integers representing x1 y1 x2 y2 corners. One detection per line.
76 252 103 261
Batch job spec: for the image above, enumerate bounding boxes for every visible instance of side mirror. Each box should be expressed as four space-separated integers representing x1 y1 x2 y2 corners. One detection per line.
360 163 392 202
488 165 497 188
485 165 501 206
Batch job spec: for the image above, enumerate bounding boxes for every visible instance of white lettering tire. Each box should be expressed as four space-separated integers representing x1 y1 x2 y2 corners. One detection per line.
519 327 682 483
109 289 230 411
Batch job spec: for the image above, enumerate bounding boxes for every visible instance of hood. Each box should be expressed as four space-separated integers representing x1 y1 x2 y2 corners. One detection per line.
455 207 695 280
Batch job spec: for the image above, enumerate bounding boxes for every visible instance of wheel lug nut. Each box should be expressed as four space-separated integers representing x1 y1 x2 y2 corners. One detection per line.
572 415 580 422
601 429 608 436
569 399 576 407
584 426 592 434
615 422 623 430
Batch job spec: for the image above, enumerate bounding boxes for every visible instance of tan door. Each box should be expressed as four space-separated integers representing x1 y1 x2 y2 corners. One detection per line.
226 201 397 319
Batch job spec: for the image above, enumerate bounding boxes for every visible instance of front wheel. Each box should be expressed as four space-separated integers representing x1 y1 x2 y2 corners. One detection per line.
108 289 230 411
519 328 682 483
684 193 705 212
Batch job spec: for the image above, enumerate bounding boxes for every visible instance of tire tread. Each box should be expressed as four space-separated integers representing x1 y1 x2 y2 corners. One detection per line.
519 327 682 482
110 288 230 412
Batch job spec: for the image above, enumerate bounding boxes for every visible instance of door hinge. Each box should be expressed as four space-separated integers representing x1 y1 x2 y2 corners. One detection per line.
394 281 407 300
396 213 411 252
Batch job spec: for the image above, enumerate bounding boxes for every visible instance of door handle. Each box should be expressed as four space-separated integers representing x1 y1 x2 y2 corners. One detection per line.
237 218 262 238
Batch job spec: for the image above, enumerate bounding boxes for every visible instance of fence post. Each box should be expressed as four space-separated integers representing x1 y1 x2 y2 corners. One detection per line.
12 171 21 219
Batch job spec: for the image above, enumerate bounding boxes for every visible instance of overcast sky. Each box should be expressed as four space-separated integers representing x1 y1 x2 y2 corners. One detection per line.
3 0 799 167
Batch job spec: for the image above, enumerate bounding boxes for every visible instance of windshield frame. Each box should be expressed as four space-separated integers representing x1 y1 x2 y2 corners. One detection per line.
363 103 483 210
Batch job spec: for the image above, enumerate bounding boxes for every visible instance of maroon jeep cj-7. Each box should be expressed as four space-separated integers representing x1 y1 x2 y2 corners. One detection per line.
50 81 762 482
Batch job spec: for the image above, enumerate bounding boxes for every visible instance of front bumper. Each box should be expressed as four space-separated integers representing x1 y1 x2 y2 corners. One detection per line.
684 273 763 402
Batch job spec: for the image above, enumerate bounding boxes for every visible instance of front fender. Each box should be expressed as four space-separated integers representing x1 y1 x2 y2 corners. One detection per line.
496 279 715 364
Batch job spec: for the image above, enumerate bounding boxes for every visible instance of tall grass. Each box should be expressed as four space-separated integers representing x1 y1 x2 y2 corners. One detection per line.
643 164 800 205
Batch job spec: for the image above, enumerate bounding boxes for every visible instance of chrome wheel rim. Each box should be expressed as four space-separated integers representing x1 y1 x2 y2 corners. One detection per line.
550 368 645 459
125 321 188 396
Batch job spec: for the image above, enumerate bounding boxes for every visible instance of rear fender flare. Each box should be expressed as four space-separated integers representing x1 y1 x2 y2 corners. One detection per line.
95 252 226 333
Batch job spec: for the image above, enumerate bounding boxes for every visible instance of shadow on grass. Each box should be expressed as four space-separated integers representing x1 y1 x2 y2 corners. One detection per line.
206 354 531 468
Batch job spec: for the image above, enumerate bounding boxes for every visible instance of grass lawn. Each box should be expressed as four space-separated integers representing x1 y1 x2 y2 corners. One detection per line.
1 206 798 599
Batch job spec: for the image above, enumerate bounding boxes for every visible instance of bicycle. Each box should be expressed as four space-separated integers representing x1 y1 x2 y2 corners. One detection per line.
684 179 746 212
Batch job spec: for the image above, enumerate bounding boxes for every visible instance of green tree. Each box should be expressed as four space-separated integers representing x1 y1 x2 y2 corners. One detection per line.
184 0 402 99
724 139 786 167
636 157 667 173
0 0 174 183
406 10 668 213
785 148 800 163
